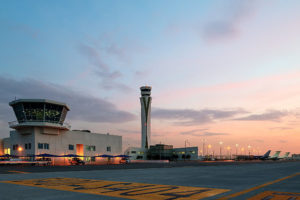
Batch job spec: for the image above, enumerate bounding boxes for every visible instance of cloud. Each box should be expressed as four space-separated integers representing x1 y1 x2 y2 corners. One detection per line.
105 43 129 62
79 43 109 71
78 43 132 92
201 0 258 41
152 108 246 126
180 129 229 137
234 110 288 122
117 129 140 135
269 127 293 131
279 140 287 143
253 139 264 143
0 76 136 126
0 19 39 39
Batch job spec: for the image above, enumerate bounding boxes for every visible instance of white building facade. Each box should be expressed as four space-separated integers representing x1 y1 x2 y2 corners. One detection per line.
1 99 122 165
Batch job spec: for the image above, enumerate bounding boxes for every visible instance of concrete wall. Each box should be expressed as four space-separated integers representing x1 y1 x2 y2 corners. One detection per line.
8 128 122 165
0 139 3 155
34 130 122 156
10 129 35 156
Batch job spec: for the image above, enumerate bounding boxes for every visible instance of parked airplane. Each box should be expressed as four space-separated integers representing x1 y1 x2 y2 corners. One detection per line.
253 150 271 160
279 152 290 160
269 151 281 160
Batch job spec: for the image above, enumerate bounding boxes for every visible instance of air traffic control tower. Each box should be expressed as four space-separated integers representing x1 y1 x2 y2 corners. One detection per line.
140 86 152 149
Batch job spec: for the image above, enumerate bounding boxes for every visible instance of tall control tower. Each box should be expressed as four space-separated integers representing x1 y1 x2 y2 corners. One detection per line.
140 86 152 149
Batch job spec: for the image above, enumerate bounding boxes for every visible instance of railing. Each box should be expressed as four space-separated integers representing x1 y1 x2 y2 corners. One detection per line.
8 121 18 127
8 121 71 129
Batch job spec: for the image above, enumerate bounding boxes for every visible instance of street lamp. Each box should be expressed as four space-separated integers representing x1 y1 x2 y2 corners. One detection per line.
226 146 231 159
219 141 223 159
208 144 212 158
235 144 239 159
202 138 206 157
248 145 251 157
184 140 190 161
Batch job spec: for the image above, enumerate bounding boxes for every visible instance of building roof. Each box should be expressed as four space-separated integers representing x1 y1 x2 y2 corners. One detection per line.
9 99 70 110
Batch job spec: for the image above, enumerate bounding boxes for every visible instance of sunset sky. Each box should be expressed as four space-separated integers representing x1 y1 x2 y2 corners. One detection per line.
1 0 300 155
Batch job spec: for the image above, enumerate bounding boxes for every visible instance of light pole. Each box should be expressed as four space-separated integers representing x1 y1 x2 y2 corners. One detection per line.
235 144 239 159
202 138 206 157
184 140 190 161
226 146 231 160
208 144 212 158
248 145 251 158
219 141 223 159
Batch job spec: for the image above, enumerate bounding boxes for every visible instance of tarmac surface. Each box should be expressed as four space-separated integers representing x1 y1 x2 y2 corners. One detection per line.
0 160 299 200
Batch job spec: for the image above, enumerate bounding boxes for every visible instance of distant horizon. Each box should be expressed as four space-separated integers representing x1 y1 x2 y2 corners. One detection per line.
1 1 300 155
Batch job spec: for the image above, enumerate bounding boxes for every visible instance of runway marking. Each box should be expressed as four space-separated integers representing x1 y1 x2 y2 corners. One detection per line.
7 170 30 174
248 191 300 200
217 172 300 200
1 177 229 200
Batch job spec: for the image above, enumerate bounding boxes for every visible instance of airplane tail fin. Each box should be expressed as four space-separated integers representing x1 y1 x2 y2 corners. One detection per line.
263 150 271 158
271 151 281 158
282 152 290 158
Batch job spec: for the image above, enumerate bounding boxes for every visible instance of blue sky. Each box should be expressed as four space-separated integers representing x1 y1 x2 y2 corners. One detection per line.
1 0 300 153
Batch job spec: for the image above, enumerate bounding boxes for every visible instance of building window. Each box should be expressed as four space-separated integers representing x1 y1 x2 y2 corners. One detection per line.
86 146 91 151
90 146 96 151
85 145 96 151
38 143 43 149
107 146 111 152
131 151 136 154
44 143 49 150
69 144 74 150
13 144 19 151
4 148 10 155
25 143 31 150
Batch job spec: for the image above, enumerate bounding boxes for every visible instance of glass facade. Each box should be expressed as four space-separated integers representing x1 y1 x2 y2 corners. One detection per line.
13 103 26 123
12 102 68 125
23 102 44 121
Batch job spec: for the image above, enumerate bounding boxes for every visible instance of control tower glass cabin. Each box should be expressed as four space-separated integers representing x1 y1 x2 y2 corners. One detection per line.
9 99 70 130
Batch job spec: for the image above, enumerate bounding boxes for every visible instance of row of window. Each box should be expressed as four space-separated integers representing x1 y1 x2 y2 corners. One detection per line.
68 145 111 152
175 151 196 154
130 151 143 155
12 143 112 152
38 143 49 149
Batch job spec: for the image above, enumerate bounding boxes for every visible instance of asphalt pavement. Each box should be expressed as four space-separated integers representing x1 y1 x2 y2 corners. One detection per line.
0 161 299 200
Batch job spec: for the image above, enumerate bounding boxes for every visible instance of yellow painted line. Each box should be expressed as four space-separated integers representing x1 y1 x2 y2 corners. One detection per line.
248 191 300 200
7 171 30 174
1 178 229 200
217 172 300 200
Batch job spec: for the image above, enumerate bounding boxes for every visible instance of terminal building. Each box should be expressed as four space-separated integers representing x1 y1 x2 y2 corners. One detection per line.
0 99 122 165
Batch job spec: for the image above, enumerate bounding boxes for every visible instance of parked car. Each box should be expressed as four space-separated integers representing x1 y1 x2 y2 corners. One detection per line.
69 158 85 165
119 158 130 164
